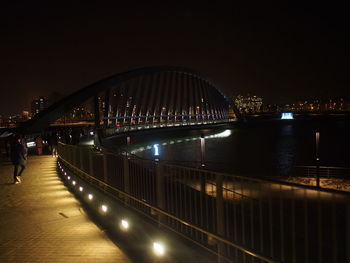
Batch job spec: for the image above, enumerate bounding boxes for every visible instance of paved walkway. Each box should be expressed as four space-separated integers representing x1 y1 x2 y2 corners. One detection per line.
0 155 132 263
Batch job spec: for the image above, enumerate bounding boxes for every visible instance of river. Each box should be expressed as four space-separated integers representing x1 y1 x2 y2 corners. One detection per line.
107 116 350 177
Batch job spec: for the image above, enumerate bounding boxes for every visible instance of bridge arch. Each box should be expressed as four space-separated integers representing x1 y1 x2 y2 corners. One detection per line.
23 66 240 132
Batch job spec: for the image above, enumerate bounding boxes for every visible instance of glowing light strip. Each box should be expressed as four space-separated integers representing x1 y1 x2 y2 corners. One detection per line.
130 129 232 154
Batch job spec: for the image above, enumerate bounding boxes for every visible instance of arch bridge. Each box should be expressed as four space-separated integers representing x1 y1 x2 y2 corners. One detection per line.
23 66 240 134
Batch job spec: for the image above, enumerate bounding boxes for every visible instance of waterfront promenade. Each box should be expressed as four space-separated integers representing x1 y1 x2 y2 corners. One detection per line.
0 155 132 263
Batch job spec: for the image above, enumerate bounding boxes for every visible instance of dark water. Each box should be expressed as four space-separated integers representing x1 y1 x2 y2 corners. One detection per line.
108 117 350 177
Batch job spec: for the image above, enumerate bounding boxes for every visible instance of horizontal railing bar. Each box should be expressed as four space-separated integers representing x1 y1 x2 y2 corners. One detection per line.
294 165 350 171
91 149 350 196
58 154 280 263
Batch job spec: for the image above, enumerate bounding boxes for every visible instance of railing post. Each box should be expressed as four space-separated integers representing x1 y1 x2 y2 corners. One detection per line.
69 145 74 163
103 153 109 184
89 149 94 176
155 162 165 224
123 155 130 202
79 147 84 171
72 146 77 167
315 132 320 188
216 174 225 262
200 176 206 194
347 204 350 263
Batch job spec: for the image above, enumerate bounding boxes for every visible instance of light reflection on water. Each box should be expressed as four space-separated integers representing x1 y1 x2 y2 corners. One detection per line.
129 129 232 155
109 119 350 177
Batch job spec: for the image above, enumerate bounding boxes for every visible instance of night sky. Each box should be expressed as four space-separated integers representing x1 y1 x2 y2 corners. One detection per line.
0 1 348 115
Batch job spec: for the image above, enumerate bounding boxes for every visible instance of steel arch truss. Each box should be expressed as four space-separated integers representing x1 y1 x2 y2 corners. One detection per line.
102 70 237 129
24 66 239 133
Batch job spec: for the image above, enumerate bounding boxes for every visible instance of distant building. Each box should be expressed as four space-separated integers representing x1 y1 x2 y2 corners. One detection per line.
21 111 30 121
31 97 47 116
55 106 94 124
290 98 349 112
234 94 263 113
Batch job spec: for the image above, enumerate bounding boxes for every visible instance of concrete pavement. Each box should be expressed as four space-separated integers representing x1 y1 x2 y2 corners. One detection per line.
0 155 132 263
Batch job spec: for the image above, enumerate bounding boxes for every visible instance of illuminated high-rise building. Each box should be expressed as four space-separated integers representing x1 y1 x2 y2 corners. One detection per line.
234 94 263 113
31 97 47 116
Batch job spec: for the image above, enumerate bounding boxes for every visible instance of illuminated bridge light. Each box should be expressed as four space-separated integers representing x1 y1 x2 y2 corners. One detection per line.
88 194 93 200
72 181 76 185
79 186 83 192
67 176 70 180
213 129 232 138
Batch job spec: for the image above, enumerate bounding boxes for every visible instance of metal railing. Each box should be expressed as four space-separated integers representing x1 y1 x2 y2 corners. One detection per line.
293 165 350 178
289 165 350 191
58 143 350 263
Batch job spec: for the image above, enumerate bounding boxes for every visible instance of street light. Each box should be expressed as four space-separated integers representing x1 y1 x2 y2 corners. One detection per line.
200 134 205 168
315 131 320 188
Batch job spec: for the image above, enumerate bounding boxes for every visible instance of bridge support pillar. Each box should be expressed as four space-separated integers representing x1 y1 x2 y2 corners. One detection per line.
216 174 225 263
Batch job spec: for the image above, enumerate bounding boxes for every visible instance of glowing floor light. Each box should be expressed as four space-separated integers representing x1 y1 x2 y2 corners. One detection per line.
281 112 294 120
101 204 108 213
153 242 165 256
120 219 129 231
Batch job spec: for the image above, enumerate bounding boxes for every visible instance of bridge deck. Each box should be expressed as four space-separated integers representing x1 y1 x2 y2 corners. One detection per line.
0 155 132 263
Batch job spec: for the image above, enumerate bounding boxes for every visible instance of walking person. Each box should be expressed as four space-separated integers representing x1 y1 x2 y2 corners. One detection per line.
10 135 27 184
35 135 43 155
20 135 28 150
50 132 59 157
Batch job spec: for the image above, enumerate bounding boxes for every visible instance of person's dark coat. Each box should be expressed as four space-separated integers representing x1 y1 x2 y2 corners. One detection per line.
49 134 59 146
10 142 27 166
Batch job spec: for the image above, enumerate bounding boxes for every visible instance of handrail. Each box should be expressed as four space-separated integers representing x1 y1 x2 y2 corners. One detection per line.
59 154 280 263
92 146 350 197
294 165 350 170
